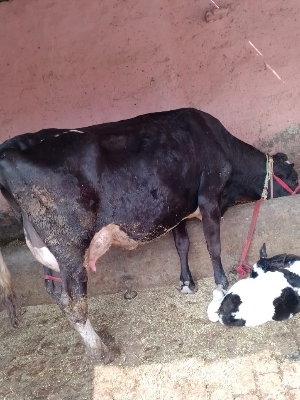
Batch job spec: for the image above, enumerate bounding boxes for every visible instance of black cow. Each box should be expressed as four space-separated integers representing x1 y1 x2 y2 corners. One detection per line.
0 108 298 362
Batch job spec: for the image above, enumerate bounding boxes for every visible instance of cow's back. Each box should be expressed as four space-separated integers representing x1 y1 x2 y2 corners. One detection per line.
0 108 232 243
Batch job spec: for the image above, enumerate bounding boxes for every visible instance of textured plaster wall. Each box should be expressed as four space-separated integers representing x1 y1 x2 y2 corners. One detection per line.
0 0 300 209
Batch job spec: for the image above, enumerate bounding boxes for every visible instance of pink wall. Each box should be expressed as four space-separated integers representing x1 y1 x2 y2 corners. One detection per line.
1 0 300 209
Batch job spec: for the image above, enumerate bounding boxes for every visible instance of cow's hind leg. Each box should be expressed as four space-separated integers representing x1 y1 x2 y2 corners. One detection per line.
58 263 111 362
0 250 21 327
172 221 196 293
44 266 61 303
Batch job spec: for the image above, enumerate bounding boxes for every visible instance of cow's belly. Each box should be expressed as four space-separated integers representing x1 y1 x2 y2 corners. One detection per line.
112 202 202 243
85 207 202 272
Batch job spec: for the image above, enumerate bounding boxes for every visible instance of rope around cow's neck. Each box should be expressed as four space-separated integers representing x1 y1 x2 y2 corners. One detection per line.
261 154 273 200
236 154 272 278
236 153 300 279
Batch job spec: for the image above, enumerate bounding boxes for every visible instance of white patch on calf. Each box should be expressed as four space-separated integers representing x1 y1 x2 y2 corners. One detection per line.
285 261 300 295
286 261 300 274
220 271 292 326
251 262 264 277
207 286 226 322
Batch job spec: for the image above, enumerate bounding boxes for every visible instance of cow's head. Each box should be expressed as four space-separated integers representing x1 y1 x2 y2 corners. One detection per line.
271 153 299 197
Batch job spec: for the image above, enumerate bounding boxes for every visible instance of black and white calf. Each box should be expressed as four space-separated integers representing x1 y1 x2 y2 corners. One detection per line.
208 244 300 326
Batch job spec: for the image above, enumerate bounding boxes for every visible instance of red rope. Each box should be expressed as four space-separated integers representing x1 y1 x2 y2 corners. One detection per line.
236 198 263 278
272 174 300 195
236 167 300 279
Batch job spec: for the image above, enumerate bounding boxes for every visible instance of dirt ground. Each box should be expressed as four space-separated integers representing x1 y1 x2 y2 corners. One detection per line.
1 276 300 400
1 184 300 400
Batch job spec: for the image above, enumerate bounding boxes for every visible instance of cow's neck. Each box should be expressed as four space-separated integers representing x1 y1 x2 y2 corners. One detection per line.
233 149 267 199
222 147 267 212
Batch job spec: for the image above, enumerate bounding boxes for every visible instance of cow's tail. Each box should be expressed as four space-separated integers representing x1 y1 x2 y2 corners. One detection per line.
0 249 21 327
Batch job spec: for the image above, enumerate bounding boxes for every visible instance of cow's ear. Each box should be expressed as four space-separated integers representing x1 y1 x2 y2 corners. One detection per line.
260 243 267 258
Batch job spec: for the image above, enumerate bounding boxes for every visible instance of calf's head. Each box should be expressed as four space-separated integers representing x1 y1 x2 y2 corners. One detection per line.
250 243 287 278
218 292 246 326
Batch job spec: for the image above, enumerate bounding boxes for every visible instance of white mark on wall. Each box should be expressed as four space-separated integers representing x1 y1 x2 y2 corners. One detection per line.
264 63 283 81
210 0 219 8
248 40 285 83
248 41 263 56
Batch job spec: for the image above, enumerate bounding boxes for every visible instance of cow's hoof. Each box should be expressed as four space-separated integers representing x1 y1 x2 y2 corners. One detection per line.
88 344 113 364
222 278 229 291
180 280 196 294
215 284 227 296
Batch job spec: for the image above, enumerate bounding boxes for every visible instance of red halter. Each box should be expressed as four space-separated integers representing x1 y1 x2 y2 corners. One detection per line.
272 174 300 196
236 155 300 278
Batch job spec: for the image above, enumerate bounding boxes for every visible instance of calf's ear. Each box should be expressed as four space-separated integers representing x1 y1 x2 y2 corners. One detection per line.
260 243 267 258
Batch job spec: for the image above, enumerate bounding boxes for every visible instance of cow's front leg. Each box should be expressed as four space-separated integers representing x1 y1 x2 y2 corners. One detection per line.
172 221 196 293
58 266 111 363
198 195 229 290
